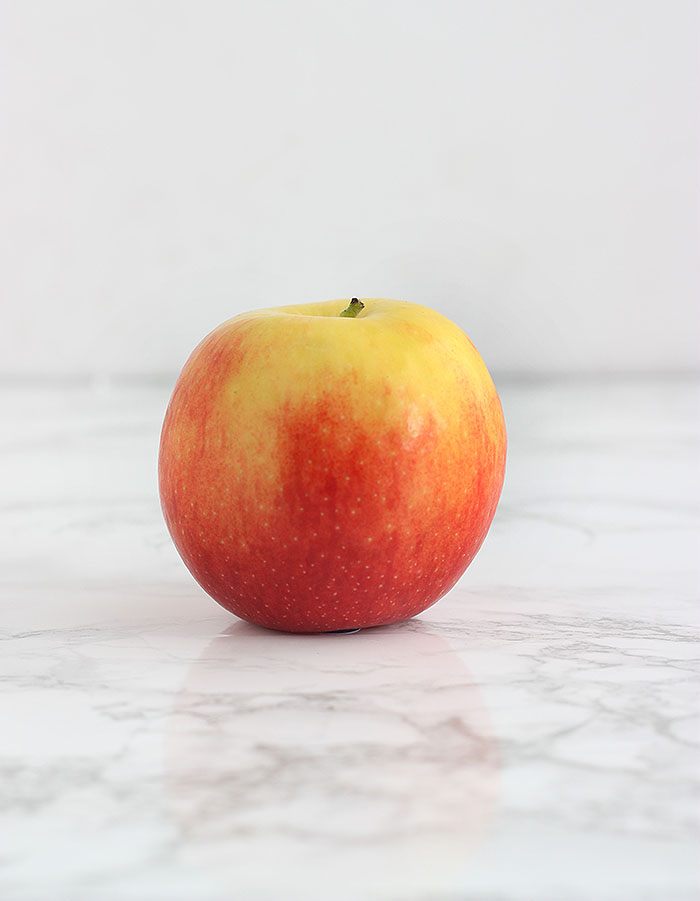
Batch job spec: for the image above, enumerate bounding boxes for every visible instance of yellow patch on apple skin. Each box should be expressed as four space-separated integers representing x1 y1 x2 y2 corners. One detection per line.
159 299 506 632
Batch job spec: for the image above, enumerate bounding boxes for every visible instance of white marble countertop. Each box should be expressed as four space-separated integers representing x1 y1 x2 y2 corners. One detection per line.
1 376 699 900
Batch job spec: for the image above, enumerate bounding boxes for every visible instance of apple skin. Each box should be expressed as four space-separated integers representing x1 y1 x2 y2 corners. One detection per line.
159 298 506 633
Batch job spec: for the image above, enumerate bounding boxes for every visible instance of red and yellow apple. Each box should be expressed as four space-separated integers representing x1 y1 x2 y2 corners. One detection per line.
158 298 506 632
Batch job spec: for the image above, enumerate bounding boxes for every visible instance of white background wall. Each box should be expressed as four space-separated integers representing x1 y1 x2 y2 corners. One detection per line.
1 0 698 377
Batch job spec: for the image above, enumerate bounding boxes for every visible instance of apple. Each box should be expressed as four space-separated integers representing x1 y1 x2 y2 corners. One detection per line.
159 298 506 632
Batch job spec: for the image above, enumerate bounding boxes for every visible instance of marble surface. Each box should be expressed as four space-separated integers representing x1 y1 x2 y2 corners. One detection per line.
1 375 699 900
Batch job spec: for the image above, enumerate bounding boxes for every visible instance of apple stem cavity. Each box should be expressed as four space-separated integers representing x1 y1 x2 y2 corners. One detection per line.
339 298 365 318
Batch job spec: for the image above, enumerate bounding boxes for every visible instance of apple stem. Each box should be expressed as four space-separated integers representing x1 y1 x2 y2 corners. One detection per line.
339 298 365 318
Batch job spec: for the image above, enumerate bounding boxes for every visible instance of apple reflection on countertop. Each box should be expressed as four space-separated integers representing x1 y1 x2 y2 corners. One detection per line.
164 620 498 898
